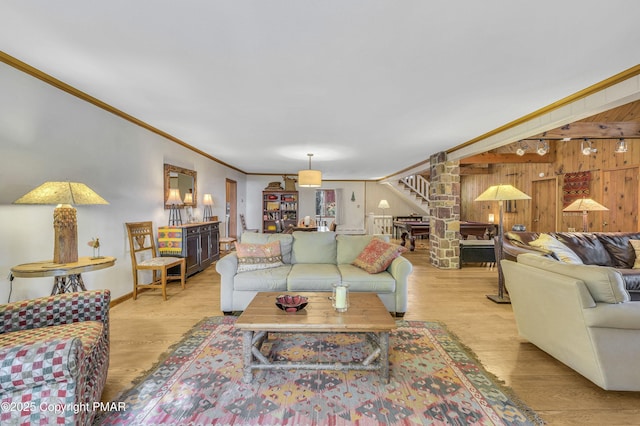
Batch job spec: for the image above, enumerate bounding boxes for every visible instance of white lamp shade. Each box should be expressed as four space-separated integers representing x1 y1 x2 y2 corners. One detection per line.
378 200 390 209
563 198 608 212
298 169 322 187
166 188 184 205
183 193 193 204
475 184 531 201
203 193 213 205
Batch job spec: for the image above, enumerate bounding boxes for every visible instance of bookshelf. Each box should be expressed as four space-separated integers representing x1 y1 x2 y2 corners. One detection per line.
262 191 298 233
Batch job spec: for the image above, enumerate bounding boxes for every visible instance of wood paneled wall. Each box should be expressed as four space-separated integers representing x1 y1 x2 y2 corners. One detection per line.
461 138 640 232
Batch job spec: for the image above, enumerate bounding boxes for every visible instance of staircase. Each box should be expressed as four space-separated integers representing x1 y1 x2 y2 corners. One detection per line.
384 174 430 215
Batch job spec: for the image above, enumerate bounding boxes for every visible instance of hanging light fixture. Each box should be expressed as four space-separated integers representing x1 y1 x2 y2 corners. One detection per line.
615 138 628 153
536 139 549 156
515 140 528 156
298 153 322 187
581 139 597 155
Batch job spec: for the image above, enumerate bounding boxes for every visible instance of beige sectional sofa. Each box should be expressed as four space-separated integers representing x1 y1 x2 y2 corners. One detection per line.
502 253 640 391
216 231 412 316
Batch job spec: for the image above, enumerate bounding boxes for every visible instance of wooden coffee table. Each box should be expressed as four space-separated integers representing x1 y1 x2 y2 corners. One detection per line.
235 292 397 383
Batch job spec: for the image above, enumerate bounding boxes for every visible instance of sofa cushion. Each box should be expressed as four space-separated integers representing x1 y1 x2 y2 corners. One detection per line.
236 240 284 272
631 240 640 269
336 234 389 264
240 233 293 264
616 268 640 293
552 232 614 266
287 264 341 291
517 253 629 303
595 233 640 269
233 265 291 291
338 264 396 292
291 232 337 264
528 234 583 264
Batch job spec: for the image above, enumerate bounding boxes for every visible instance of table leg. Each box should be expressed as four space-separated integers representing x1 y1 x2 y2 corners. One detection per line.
400 231 408 247
242 330 254 383
379 332 391 383
67 274 87 292
52 277 66 295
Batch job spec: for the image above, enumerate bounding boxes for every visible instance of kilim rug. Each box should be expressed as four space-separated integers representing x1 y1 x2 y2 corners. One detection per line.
96 316 543 425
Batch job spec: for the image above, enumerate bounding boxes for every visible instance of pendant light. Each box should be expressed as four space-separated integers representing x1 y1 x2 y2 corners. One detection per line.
298 153 322 187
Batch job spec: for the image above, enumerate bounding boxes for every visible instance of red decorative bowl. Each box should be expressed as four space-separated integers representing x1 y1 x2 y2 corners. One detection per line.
275 295 308 312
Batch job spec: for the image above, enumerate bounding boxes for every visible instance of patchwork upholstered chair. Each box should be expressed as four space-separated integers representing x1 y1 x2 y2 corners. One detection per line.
0 290 111 425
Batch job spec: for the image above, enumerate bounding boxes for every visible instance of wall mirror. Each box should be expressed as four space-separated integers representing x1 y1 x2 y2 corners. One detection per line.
164 164 197 208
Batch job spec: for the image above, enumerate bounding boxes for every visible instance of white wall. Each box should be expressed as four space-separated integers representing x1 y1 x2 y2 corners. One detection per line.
0 62 245 303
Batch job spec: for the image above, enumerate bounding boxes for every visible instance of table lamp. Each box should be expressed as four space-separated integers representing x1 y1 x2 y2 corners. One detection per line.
203 193 214 221
167 188 184 226
14 182 109 264
562 198 608 232
475 184 531 303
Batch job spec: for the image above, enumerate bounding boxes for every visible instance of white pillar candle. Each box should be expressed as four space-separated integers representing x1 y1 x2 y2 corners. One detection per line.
335 286 347 309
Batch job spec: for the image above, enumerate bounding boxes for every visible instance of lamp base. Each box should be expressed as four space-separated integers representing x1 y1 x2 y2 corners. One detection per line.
53 205 78 264
486 294 511 304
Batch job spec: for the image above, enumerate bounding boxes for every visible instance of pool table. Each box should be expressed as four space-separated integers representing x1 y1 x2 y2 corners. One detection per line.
394 220 496 251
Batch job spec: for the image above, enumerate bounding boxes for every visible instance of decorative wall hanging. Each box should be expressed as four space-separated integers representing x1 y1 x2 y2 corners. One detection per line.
562 171 591 208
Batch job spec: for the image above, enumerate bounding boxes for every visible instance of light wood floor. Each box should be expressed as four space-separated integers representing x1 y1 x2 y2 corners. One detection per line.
103 244 640 425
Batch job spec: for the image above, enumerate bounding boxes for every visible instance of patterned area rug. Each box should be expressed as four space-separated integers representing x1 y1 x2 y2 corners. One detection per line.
97 317 543 425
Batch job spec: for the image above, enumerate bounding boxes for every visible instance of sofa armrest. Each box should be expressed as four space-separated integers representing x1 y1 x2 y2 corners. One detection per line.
0 338 83 393
215 253 239 312
387 256 413 313
583 302 640 329
0 290 111 334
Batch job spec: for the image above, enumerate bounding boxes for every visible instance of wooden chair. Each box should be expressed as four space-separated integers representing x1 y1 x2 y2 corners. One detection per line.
240 214 258 233
125 221 186 300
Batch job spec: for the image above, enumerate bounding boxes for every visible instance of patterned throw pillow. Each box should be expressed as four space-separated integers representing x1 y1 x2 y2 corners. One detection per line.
528 233 583 264
236 240 284 272
352 237 407 274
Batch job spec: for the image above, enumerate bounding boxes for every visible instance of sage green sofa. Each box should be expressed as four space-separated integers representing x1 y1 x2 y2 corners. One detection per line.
216 231 412 316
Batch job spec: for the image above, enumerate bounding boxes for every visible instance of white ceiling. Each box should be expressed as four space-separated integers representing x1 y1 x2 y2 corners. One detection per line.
1 1 639 180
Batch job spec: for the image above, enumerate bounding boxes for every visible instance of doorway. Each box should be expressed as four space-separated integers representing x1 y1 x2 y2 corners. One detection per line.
531 178 558 232
226 179 237 238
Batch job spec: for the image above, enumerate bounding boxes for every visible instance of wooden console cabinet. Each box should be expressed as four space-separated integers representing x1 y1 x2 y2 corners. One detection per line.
161 222 220 277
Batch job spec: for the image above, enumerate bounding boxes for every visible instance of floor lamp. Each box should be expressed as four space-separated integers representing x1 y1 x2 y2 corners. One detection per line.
562 198 608 232
475 184 531 303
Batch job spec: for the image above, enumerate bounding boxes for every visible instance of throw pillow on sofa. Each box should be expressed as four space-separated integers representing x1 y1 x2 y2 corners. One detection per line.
630 240 640 269
236 240 284 272
528 233 583 264
352 237 407 274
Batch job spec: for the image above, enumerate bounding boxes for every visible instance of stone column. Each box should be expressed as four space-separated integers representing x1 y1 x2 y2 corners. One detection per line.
429 152 460 269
